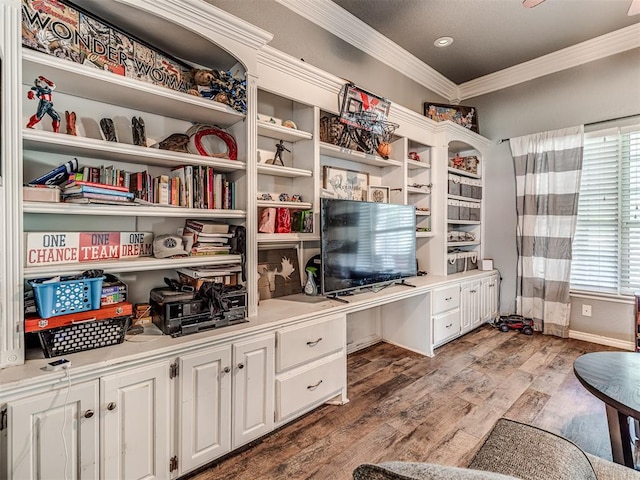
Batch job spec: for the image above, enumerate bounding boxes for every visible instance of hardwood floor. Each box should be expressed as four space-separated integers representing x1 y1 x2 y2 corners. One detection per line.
189 325 621 480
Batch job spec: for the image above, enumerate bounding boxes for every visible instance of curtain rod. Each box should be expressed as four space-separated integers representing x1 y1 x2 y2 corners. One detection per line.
497 113 640 144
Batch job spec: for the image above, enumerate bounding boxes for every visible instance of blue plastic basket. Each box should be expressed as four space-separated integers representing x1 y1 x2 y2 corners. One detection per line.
30 276 105 319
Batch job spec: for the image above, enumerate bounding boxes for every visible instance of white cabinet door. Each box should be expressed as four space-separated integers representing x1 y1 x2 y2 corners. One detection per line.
178 345 232 475
6 380 99 480
101 362 171 480
481 274 499 322
232 334 274 448
461 279 481 333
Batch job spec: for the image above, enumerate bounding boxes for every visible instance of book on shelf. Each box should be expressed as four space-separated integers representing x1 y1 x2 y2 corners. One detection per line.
63 194 136 205
64 179 130 192
188 250 233 256
28 158 79 186
62 185 135 199
184 219 230 234
183 226 232 240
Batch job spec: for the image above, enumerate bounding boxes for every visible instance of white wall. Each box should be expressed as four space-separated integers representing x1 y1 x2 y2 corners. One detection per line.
471 48 640 345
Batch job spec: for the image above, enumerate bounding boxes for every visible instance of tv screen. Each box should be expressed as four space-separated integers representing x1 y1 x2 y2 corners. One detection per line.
321 198 417 295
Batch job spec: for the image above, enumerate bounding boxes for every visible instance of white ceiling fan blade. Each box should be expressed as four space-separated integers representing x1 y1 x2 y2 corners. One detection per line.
628 0 640 16
522 0 546 8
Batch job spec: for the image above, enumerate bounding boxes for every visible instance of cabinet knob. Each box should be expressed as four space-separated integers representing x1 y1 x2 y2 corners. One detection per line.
84 409 94 419
107 402 117 411
237 363 245 370
223 366 231 374
306 337 323 347
307 380 323 390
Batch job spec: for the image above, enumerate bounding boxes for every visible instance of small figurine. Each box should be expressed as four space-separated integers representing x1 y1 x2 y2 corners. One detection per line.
65 111 76 136
26 76 61 132
273 139 290 166
279 193 290 202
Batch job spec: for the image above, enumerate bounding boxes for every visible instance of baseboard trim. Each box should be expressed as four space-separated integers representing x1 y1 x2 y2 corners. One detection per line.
568 330 635 351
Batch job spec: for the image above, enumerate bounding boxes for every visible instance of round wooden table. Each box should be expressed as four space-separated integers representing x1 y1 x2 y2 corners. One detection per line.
573 351 640 468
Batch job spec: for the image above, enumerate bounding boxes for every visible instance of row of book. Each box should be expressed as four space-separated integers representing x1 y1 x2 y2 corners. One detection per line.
70 165 236 209
29 159 237 209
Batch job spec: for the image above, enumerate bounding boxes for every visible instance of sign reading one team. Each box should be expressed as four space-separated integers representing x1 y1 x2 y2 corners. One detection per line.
26 232 153 266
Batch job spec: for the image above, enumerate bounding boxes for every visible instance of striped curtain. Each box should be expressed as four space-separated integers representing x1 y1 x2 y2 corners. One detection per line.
510 126 584 337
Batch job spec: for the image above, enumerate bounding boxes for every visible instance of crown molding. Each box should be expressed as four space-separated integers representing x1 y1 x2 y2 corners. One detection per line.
458 23 640 100
274 0 459 101
258 46 344 95
276 0 639 103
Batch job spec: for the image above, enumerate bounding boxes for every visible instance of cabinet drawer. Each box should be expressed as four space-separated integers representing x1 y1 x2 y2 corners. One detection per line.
277 314 345 372
276 355 344 421
432 285 460 314
433 309 461 345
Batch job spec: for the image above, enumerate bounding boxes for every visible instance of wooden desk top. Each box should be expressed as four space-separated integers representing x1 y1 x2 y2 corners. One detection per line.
573 351 640 419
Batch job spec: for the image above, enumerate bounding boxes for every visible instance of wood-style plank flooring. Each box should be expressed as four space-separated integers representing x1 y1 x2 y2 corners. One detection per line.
188 325 624 480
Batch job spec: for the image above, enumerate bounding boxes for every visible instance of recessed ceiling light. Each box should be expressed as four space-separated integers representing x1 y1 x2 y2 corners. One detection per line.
434 36 454 48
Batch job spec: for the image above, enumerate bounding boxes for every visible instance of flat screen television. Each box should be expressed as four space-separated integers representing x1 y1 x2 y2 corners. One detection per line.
321 198 417 295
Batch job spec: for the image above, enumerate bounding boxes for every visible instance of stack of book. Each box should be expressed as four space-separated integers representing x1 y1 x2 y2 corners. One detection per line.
61 180 135 205
183 219 232 256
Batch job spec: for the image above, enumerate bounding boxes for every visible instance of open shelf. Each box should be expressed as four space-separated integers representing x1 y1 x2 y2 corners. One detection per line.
407 159 431 170
257 164 313 178
407 186 431 195
448 220 481 225
257 121 313 142
23 130 246 173
23 50 244 127
447 241 480 247
24 254 242 279
416 231 435 238
319 142 402 168
447 194 481 203
23 202 246 218
447 167 481 179
257 200 313 210
257 233 319 243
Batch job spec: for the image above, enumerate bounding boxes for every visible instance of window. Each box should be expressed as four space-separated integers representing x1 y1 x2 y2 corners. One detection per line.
571 124 640 295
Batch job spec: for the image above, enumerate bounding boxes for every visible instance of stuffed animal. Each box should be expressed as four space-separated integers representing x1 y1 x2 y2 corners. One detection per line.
190 68 216 86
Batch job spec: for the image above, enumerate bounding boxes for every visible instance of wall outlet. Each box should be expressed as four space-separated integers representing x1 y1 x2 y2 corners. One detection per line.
582 304 592 317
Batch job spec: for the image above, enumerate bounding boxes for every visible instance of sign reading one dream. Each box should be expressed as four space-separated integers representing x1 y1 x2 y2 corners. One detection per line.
21 0 195 93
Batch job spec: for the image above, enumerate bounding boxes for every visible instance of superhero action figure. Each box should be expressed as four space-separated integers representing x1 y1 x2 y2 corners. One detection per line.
26 76 61 132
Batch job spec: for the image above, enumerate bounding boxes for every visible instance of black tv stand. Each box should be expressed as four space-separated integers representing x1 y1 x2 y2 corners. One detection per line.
395 279 416 288
327 293 352 304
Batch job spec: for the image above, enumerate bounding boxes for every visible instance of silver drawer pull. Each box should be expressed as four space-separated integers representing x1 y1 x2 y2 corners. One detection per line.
306 337 322 347
445 296 452 301
446 323 453 328
307 380 323 390
470 289 477 293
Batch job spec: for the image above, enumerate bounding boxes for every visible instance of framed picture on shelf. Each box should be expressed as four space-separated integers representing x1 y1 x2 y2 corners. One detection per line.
322 166 369 201
423 102 478 133
368 185 390 203
257 247 302 300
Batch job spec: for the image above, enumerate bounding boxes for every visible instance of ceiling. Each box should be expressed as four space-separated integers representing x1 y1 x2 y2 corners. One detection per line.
331 0 639 85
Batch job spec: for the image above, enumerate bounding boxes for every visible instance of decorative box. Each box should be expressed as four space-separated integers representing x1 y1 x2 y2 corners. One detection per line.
460 177 473 198
448 174 461 196
23 185 61 203
447 199 460 220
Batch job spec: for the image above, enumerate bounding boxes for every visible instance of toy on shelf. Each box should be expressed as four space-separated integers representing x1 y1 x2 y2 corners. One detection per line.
273 140 290 166
26 76 60 132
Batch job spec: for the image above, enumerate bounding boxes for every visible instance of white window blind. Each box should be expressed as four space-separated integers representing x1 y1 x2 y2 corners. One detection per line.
571 125 640 294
